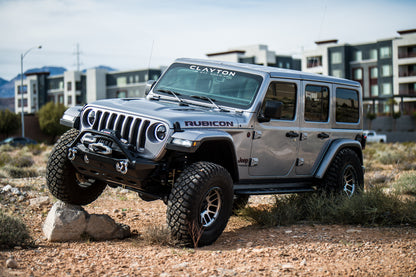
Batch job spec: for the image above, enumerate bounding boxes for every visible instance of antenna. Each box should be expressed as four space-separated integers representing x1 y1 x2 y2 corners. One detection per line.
73 43 83 71
148 40 154 69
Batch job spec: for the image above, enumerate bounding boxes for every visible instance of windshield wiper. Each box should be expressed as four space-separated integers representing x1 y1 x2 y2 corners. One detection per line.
190 95 228 112
157 89 188 106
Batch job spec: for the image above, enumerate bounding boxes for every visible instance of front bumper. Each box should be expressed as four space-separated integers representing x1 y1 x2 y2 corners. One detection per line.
68 130 157 188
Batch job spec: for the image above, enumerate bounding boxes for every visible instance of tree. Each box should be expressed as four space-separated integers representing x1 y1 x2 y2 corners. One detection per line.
366 112 376 130
0 109 20 137
38 102 68 142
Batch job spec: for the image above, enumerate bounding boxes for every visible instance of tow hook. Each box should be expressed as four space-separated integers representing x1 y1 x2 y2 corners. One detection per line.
68 148 77 161
116 160 129 175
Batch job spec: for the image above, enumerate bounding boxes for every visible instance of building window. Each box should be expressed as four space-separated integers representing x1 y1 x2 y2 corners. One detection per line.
135 75 139 83
353 68 363 80
278 62 283 68
117 77 127 86
75 81 82 91
129 76 134 84
58 94 64 104
67 82 72 91
353 50 362 61
285 62 290 68
67 95 72 105
382 83 392 95
380 47 391 59
117 90 127 98
33 84 37 94
304 85 329 122
371 85 379 96
332 70 342 78
381 65 392 77
336 88 359 123
307 56 322 68
263 82 297 120
370 67 378 79
17 99 28 107
331 52 342 64
370 49 378 60
18 85 27 94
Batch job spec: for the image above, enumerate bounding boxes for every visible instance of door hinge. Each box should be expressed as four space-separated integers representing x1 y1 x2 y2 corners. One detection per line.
249 158 259 167
253 131 262 140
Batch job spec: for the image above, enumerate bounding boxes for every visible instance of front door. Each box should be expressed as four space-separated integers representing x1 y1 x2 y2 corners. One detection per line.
249 79 300 177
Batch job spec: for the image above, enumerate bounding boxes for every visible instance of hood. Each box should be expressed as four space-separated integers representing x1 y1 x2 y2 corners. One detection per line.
86 98 248 129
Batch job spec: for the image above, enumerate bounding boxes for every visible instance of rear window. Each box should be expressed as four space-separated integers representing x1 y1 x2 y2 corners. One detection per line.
336 88 359 123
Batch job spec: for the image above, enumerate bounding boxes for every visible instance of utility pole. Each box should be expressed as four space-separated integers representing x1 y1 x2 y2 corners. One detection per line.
74 43 82 71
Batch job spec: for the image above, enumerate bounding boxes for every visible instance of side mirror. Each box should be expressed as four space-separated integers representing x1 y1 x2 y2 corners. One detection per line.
258 100 283 122
145 80 156 96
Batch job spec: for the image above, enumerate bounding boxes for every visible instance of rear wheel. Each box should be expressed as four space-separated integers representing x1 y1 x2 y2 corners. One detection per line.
166 161 233 247
321 148 364 197
46 129 106 205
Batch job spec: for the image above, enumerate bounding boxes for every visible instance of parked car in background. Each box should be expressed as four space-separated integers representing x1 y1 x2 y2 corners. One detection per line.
0 137 37 146
363 130 387 143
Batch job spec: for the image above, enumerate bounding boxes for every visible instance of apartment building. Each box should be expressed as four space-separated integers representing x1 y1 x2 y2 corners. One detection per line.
15 68 162 114
302 28 416 115
207 44 301 70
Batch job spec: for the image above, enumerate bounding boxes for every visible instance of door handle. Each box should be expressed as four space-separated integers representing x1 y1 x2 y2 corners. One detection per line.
286 131 299 138
318 132 330 139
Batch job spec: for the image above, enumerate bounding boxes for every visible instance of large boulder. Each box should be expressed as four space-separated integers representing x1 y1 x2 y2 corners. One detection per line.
43 201 130 242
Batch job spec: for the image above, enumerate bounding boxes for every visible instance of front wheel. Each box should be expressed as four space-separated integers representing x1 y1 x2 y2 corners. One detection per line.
166 161 233 247
46 129 107 205
320 148 364 197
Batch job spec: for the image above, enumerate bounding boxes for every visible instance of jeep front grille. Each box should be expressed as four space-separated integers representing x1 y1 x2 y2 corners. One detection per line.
85 109 151 150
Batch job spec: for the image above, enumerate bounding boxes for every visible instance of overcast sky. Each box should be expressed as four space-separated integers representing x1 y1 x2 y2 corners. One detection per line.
0 0 415 80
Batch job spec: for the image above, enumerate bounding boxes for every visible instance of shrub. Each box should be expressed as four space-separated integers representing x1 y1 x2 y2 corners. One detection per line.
0 109 20 137
24 143 47 156
392 171 416 196
0 144 15 153
3 165 38 178
38 102 68 142
0 152 11 167
241 189 416 227
142 224 174 246
10 155 34 168
0 211 33 249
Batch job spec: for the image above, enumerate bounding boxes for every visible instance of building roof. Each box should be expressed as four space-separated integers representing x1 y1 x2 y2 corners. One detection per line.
397 28 416 35
206 50 246 57
315 39 338 45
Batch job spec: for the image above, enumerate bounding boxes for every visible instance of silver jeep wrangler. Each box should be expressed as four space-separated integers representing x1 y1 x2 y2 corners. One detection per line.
47 58 365 246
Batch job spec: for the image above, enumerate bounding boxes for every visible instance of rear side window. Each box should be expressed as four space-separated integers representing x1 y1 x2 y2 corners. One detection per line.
336 88 359 123
304 85 329 122
264 82 297 120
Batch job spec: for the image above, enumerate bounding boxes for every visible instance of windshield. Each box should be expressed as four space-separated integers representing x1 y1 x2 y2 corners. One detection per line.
153 63 263 109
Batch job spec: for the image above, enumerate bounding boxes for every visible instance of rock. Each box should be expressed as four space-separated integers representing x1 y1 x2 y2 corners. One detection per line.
6 256 18 269
29 196 50 208
43 201 88 241
43 201 130 242
86 214 130 240
1 185 13 193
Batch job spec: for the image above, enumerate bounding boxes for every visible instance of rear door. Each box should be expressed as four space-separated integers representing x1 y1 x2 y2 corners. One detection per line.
296 81 332 176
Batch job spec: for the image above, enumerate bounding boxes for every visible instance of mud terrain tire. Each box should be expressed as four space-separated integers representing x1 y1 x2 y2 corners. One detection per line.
167 161 233 247
46 129 106 205
321 148 363 197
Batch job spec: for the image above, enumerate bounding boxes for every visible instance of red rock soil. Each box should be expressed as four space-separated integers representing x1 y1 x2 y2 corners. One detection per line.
1 177 416 277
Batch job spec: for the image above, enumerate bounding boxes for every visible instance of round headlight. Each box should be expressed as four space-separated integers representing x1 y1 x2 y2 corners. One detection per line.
87 110 96 126
154 124 167 141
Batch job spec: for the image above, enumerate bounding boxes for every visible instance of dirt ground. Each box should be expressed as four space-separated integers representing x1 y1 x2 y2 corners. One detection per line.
1 176 416 277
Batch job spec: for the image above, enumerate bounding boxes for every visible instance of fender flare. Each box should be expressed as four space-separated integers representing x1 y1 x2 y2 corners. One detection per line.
314 139 363 179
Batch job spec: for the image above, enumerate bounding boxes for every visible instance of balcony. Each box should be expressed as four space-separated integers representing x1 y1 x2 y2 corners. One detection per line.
398 45 416 59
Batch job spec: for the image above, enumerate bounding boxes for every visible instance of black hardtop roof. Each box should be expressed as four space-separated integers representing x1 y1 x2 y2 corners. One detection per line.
176 58 360 87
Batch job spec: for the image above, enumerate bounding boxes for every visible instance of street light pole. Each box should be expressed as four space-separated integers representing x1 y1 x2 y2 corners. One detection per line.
20 45 42 138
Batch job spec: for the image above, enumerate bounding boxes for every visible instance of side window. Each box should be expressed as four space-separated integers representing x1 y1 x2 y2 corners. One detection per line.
304 85 329 122
263 82 297 120
336 88 359 123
